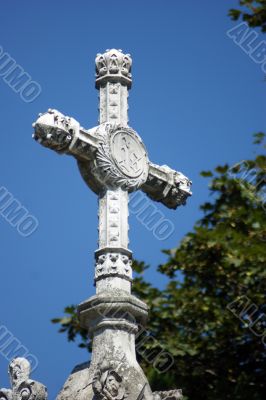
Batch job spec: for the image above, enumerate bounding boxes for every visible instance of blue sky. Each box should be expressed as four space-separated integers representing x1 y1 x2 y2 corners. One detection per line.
0 0 265 397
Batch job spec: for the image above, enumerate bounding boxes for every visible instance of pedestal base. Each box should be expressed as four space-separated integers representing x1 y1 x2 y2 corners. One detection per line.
56 361 154 400
56 362 183 400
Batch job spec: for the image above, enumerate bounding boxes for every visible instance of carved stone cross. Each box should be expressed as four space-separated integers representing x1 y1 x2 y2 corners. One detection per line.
32 49 191 400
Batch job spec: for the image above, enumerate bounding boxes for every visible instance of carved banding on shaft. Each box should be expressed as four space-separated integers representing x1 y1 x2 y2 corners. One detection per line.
95 251 133 282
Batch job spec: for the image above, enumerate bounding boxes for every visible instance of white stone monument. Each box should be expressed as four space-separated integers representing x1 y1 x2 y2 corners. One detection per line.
1 49 191 400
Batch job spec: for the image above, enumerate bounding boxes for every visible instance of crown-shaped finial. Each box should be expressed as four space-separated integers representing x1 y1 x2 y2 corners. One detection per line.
95 49 132 89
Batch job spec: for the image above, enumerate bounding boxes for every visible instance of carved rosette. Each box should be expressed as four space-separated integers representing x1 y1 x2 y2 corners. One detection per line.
98 81 129 124
95 124 149 192
97 188 130 254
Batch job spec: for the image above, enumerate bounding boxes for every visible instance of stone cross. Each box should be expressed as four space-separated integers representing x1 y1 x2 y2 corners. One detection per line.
31 49 191 400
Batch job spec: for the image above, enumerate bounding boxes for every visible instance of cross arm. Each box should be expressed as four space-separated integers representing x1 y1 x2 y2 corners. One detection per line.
141 162 192 210
32 109 192 209
32 108 100 161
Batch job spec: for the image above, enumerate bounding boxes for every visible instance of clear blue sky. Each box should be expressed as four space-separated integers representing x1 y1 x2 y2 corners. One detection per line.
0 0 265 397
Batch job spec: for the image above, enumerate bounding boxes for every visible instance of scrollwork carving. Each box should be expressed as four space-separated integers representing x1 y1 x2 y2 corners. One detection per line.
92 363 127 400
0 389 12 400
0 358 47 400
16 380 47 400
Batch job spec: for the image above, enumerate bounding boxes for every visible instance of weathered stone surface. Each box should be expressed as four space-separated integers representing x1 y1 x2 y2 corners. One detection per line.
153 390 183 400
57 363 184 400
0 358 47 400
33 112 191 206
31 49 191 399
56 362 91 400
57 361 155 400
0 388 13 400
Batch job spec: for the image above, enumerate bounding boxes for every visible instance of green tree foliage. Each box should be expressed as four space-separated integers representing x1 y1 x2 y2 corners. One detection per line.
52 135 266 400
229 0 266 32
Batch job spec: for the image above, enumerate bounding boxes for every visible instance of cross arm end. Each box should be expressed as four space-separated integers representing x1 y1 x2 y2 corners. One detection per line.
32 109 100 161
141 163 192 210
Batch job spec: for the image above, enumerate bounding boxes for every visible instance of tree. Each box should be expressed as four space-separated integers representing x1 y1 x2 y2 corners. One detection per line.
229 0 266 32
52 134 266 400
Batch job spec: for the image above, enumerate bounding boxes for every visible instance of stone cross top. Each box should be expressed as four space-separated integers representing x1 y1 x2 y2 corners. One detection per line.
31 49 191 400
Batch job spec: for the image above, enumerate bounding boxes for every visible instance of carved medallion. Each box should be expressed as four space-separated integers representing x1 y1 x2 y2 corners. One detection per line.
95 124 149 191
111 130 147 179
